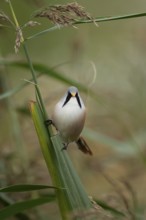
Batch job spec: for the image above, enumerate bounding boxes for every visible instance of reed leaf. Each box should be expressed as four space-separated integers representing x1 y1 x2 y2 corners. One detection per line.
0 59 98 101
0 184 59 193
95 199 125 218
26 12 146 41
0 196 55 220
29 101 95 219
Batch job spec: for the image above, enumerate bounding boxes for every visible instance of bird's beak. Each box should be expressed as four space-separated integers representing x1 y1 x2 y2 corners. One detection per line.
71 92 76 97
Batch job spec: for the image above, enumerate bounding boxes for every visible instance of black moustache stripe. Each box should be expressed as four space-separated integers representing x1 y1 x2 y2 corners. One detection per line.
76 93 82 108
62 92 82 108
62 92 72 107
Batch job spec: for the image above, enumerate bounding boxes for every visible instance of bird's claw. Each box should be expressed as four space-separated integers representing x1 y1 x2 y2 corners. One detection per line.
45 119 58 131
61 143 68 151
44 119 53 126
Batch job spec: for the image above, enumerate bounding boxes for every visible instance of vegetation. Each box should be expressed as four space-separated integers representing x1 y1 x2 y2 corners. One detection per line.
0 0 146 219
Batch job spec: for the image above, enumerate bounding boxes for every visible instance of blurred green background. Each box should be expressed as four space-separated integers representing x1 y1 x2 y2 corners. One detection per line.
1 0 146 219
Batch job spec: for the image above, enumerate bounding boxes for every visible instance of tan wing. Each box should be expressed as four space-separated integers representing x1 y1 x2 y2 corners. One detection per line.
76 136 93 155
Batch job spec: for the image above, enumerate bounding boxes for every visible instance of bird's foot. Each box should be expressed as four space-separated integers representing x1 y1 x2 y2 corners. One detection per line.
61 143 68 151
45 119 58 129
44 119 53 127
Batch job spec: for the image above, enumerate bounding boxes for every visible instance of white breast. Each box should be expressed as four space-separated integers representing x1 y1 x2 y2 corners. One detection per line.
52 97 86 143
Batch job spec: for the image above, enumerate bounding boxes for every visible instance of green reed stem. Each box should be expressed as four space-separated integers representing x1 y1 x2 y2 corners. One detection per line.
7 0 53 136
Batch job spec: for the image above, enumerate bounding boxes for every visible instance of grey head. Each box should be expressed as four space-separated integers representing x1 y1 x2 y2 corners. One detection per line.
62 86 82 108
68 86 78 95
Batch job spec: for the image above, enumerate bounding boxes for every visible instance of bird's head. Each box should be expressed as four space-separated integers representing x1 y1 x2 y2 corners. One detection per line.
62 86 82 108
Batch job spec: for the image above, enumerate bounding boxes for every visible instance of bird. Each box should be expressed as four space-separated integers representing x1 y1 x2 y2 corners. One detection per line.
47 86 92 155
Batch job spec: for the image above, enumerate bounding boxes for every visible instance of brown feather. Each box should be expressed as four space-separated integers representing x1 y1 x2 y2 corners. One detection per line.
76 136 93 155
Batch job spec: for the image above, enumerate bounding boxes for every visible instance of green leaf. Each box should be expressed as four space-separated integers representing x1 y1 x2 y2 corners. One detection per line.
95 199 125 217
84 127 146 156
0 193 31 220
0 195 56 220
0 184 59 193
0 83 26 100
0 59 99 102
29 101 95 219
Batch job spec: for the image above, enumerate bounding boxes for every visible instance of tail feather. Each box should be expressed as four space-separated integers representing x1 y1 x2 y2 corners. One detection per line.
76 136 93 155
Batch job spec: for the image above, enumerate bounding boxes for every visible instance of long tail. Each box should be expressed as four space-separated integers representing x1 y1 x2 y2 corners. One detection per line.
76 136 93 155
